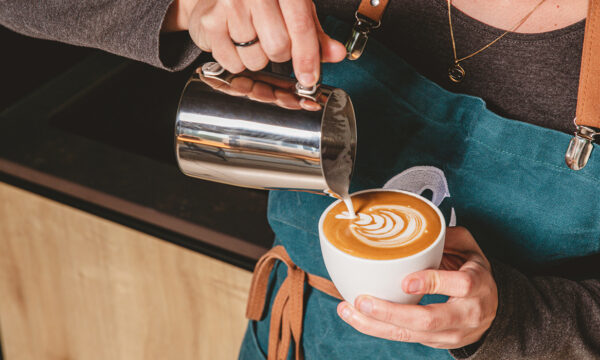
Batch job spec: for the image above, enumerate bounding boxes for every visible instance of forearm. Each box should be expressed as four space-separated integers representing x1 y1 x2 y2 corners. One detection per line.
0 0 200 70
451 260 600 359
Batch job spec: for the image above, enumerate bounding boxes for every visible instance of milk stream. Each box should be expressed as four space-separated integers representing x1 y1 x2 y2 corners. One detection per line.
342 196 356 219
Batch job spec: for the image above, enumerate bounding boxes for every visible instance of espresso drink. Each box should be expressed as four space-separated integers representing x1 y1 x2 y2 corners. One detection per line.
323 191 442 260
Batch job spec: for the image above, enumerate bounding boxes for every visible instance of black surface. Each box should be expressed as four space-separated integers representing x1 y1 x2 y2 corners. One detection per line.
1 27 274 269
44 56 273 248
1 26 93 112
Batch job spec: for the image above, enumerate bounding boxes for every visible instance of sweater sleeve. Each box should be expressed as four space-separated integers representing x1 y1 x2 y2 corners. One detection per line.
0 0 201 71
450 260 600 359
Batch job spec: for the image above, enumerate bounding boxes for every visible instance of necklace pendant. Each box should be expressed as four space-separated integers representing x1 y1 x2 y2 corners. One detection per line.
448 63 465 83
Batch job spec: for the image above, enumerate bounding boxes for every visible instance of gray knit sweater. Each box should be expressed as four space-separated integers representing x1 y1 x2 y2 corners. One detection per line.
1 1 599 359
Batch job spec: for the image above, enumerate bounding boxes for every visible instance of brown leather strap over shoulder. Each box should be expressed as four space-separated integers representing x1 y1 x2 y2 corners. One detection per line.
576 0 600 129
246 246 342 360
357 0 390 23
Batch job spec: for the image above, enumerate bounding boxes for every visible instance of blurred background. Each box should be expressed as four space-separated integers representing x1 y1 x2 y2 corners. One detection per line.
0 25 273 359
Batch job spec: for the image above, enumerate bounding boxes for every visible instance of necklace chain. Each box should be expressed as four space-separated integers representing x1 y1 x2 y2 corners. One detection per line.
447 0 548 82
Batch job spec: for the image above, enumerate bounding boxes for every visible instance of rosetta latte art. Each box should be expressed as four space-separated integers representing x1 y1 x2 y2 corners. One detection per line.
336 205 427 248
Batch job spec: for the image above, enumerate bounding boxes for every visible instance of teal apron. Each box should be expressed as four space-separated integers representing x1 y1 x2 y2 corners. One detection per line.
239 17 600 359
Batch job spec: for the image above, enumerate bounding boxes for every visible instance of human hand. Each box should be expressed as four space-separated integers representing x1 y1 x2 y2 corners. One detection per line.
199 70 321 110
164 0 346 86
337 227 498 349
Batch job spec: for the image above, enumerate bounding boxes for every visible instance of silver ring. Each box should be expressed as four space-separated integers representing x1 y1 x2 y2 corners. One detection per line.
232 37 259 47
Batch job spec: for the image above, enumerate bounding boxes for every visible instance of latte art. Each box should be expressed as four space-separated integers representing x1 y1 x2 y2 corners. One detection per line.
336 205 426 248
322 191 442 260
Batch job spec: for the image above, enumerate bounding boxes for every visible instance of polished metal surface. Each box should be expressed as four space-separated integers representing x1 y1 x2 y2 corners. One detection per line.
345 12 380 60
175 62 357 198
566 124 598 170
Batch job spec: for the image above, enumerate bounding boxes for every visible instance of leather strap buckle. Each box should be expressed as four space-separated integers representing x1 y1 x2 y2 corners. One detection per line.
345 12 380 60
566 0 600 170
345 0 389 60
565 118 600 170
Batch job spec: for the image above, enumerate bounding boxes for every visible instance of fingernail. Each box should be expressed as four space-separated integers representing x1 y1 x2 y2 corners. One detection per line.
408 279 422 293
358 298 372 314
341 306 352 320
299 98 321 111
298 73 314 86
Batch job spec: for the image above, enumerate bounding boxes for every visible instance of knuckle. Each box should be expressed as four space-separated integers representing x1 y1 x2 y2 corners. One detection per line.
447 332 464 345
390 327 411 342
382 308 395 324
189 29 210 51
468 305 483 327
222 0 241 10
297 56 315 67
458 273 475 296
264 35 291 61
453 225 468 234
479 278 495 298
426 271 442 293
288 14 314 34
419 313 438 331
352 320 372 336
295 55 317 71
201 16 221 32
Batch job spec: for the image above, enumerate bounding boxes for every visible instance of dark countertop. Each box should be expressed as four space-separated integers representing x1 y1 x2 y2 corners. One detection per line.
0 27 274 271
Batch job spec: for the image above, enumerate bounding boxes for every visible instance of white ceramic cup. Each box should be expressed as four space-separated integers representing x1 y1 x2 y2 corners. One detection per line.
319 189 446 305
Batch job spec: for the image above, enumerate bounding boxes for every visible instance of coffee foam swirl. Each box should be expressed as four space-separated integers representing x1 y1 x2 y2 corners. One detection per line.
323 191 441 260
335 205 426 248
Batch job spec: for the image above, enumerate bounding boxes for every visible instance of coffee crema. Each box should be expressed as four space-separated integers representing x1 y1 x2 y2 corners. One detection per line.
323 191 442 260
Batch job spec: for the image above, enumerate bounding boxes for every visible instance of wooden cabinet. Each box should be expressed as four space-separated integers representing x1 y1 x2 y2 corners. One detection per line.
0 182 252 360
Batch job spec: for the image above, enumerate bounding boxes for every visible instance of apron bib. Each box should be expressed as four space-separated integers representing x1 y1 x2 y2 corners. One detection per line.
239 17 600 360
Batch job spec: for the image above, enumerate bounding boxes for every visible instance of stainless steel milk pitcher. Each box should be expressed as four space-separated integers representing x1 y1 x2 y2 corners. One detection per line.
175 62 357 199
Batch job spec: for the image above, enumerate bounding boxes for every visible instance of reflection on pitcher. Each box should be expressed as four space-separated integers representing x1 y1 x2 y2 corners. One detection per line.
195 65 323 111
176 61 357 198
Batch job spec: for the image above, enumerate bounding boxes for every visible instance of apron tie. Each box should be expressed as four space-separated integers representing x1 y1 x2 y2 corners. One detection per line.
246 245 343 360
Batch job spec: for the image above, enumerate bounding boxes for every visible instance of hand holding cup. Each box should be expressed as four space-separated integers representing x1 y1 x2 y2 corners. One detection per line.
336 226 498 349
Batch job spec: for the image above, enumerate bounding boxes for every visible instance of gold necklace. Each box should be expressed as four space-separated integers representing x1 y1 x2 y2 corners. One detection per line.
447 0 547 83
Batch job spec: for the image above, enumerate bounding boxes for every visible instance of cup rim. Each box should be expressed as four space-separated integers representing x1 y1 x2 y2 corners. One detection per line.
318 188 447 263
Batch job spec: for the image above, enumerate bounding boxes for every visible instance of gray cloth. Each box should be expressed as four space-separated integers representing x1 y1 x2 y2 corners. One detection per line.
452 260 600 359
1 1 599 359
0 0 201 71
316 0 583 134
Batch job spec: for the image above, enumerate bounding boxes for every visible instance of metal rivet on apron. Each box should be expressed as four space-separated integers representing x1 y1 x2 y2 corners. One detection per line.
346 12 381 60
565 124 599 170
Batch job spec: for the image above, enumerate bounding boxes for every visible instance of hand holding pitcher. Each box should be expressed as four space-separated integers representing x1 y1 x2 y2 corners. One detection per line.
162 0 347 85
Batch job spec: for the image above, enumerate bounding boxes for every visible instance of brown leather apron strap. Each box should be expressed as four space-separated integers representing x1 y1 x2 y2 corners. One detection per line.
346 0 390 60
565 0 600 169
246 245 342 360
357 0 390 23
575 0 600 129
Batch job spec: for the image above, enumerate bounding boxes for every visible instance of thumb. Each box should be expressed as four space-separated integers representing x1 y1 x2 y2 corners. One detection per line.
402 267 479 298
311 4 346 63
319 35 347 63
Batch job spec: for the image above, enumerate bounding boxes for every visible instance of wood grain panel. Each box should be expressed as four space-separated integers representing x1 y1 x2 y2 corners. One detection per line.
0 181 253 360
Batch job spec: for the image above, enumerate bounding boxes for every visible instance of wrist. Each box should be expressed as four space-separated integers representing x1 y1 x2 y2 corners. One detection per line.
162 0 192 32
